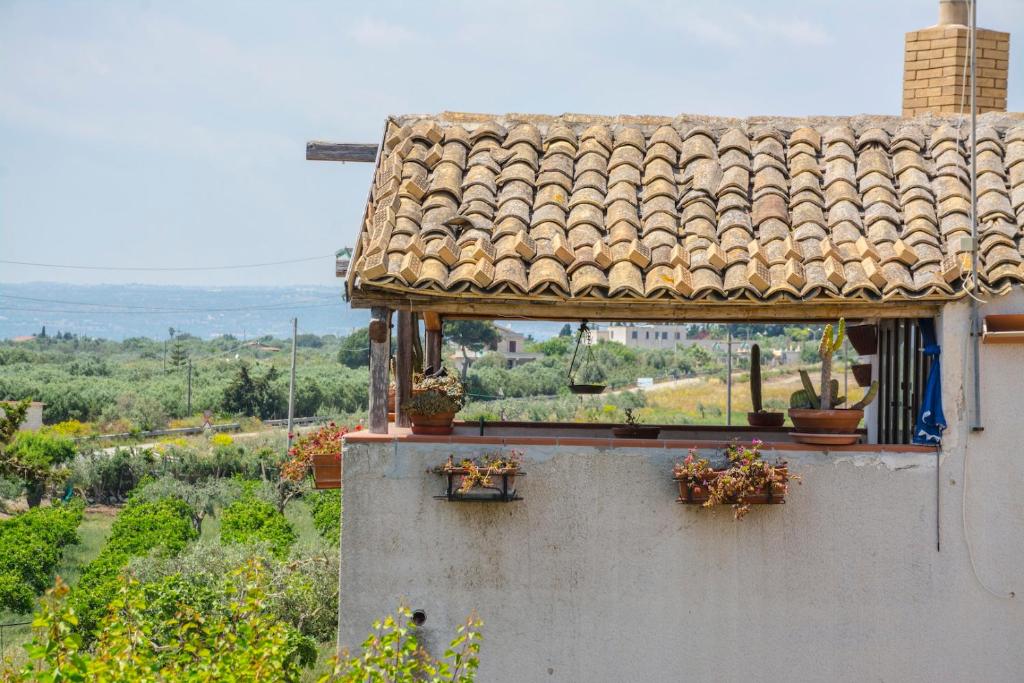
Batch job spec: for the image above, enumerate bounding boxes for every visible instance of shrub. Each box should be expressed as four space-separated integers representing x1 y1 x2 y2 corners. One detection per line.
129 541 339 642
220 496 296 559
72 496 198 637
321 605 482 682
6 563 314 681
0 501 83 613
310 490 341 546
2 430 77 507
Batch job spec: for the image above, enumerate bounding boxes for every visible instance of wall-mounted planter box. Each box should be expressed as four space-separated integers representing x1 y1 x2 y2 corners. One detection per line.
982 315 1024 344
435 467 523 502
851 363 873 387
673 467 788 506
311 453 341 489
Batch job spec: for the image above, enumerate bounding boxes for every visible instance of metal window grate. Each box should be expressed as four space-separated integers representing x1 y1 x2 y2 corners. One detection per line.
876 319 932 445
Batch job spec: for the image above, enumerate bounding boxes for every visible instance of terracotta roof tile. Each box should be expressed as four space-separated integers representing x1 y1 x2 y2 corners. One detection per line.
350 112 1024 307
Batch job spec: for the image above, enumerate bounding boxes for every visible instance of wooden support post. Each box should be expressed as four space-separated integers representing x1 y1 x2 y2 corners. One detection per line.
424 312 442 372
395 311 413 428
368 307 391 434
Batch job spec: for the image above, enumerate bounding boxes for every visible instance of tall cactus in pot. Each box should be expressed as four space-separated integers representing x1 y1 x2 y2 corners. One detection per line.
817 319 845 410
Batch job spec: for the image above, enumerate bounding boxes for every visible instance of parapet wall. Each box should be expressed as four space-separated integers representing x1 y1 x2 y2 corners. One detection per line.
338 434 1022 682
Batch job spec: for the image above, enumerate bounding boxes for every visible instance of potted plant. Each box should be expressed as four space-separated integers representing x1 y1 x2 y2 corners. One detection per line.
746 343 784 427
673 440 795 519
788 319 879 445
611 408 661 439
435 450 523 501
404 370 465 435
281 422 352 489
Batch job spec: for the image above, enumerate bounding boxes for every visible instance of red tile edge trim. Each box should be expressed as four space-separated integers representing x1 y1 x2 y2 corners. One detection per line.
342 431 935 454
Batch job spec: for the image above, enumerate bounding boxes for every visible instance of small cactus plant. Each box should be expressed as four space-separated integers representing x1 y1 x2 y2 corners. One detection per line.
750 343 763 413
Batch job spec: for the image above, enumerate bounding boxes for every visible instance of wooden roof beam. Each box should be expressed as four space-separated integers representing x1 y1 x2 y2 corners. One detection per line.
305 141 378 163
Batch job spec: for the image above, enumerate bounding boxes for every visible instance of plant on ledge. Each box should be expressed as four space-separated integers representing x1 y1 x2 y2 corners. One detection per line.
435 450 523 501
673 440 795 519
788 318 879 445
746 343 784 428
611 408 661 439
282 422 353 489
405 369 466 435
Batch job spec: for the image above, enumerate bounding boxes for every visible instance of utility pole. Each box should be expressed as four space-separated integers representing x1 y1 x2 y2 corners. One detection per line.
186 358 193 414
287 318 297 448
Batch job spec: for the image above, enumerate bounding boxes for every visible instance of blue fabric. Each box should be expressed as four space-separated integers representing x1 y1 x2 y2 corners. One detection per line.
914 318 946 445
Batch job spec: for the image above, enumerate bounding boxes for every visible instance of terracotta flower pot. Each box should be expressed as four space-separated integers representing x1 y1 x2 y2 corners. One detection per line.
788 408 863 440
851 363 873 388
311 453 342 490
611 425 661 439
408 411 456 435
747 411 785 428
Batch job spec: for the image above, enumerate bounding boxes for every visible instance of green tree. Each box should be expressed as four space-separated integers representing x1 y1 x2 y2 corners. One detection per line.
445 320 501 380
220 363 284 419
168 339 189 368
337 327 370 368
2 430 76 507
558 323 572 337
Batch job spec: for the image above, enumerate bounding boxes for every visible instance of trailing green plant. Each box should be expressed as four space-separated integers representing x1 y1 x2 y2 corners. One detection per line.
220 494 296 559
5 562 314 682
320 605 482 682
0 500 83 613
406 372 466 416
310 489 342 546
437 450 523 495
71 496 198 637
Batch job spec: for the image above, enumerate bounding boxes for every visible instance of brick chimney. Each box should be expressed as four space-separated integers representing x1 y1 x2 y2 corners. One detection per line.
902 0 1009 116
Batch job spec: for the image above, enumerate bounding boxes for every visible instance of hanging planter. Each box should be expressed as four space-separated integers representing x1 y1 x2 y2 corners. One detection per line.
434 451 524 502
311 453 342 489
672 441 795 519
567 321 606 395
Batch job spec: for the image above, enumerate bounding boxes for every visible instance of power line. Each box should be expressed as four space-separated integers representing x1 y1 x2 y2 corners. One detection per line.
0 302 343 315
0 254 332 272
0 293 340 313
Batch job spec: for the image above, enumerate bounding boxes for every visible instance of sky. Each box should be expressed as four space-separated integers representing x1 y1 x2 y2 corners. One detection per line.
0 0 1021 287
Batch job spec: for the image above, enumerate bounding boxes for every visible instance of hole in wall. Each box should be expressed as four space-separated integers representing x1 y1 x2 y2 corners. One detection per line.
411 609 426 626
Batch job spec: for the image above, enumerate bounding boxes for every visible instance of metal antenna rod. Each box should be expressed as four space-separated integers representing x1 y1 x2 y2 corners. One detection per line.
969 0 983 431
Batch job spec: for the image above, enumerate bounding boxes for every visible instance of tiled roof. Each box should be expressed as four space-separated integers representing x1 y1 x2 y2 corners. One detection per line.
348 112 1024 308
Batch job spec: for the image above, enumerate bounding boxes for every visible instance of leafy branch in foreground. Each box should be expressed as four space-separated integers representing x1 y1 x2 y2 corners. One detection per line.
320 605 482 683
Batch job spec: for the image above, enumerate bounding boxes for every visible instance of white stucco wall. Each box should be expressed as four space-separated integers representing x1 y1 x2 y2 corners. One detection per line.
338 291 1024 681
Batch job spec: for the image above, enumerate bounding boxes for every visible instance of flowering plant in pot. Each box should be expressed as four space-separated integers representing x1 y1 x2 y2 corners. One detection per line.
436 450 524 499
404 370 465 435
281 421 354 489
673 440 795 519
788 319 878 445
611 408 661 439
746 343 784 427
